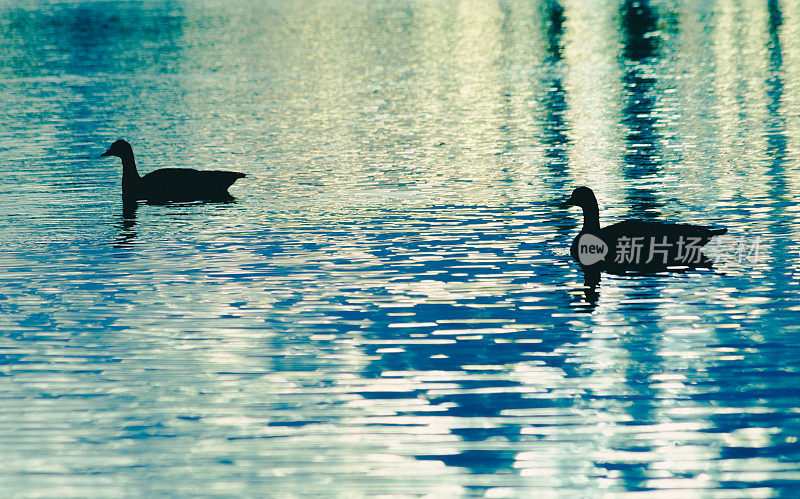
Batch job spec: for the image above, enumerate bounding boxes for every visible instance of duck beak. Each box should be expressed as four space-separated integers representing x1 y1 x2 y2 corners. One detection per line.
560 196 575 208
100 148 113 158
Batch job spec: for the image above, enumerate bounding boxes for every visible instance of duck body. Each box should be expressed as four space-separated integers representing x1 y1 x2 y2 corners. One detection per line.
564 187 726 273
131 168 245 203
102 139 245 203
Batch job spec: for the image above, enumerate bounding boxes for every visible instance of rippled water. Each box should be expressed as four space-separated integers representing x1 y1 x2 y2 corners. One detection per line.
2 0 800 495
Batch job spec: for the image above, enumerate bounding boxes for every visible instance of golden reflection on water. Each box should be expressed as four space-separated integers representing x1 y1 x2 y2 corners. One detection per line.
713 0 771 190
562 0 625 195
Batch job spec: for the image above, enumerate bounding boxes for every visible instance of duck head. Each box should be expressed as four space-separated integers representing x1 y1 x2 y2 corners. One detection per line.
101 139 134 159
562 186 601 232
561 186 597 209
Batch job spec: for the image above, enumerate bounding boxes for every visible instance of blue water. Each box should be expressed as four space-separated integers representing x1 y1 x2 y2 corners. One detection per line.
2 0 800 495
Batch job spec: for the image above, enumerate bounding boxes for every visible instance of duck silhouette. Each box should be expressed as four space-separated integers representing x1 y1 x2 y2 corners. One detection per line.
562 186 726 274
101 139 245 203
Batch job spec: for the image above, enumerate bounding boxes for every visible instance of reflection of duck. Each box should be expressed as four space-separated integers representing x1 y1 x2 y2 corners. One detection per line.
113 199 138 248
101 140 245 203
562 186 726 273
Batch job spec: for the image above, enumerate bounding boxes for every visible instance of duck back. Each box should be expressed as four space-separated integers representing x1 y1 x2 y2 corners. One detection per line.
603 220 726 241
137 168 246 202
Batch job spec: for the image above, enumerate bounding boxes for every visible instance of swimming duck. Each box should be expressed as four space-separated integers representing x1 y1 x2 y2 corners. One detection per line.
101 139 245 203
562 186 726 272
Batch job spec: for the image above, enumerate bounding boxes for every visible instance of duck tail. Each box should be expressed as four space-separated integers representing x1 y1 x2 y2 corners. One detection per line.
709 227 727 236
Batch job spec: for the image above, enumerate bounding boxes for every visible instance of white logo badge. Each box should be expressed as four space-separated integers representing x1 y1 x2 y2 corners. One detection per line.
577 233 608 265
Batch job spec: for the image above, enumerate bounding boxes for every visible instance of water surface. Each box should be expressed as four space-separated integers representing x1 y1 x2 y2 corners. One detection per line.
2 0 800 495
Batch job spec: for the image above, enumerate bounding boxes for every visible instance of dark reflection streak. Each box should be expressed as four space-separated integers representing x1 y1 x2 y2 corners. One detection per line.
763 2 793 314
620 0 664 219
496 2 522 164
536 2 599 309
500 1 587 311
612 0 665 491
537 0 581 295
541 0 568 182
577 0 671 306
537 1 599 310
765 0 788 204
493 2 597 311
545 0 564 61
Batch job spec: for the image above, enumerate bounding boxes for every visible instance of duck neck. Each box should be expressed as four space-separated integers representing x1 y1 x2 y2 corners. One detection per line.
581 202 601 233
120 153 140 195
